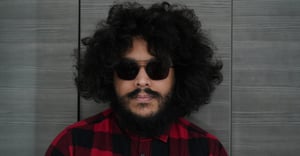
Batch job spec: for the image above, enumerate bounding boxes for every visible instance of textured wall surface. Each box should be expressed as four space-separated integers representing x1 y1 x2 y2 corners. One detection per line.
0 0 299 155
0 0 78 155
232 0 300 155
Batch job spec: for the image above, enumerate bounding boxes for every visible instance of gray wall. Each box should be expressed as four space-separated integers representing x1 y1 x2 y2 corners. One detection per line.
0 0 299 155
232 0 300 155
0 0 78 155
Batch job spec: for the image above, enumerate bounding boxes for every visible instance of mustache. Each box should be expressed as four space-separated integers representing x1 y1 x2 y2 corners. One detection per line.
126 88 161 99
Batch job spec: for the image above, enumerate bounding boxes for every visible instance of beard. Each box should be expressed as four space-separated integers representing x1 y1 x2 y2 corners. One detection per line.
110 88 178 137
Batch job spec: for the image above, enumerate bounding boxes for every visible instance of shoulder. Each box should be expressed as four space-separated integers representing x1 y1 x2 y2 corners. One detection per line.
66 108 113 131
170 118 218 140
169 118 228 156
56 108 113 140
45 109 113 156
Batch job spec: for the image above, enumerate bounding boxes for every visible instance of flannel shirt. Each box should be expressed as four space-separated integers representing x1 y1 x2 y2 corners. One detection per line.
46 109 227 156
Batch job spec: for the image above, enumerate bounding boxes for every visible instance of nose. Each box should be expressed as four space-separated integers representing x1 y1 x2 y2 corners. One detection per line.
134 67 151 88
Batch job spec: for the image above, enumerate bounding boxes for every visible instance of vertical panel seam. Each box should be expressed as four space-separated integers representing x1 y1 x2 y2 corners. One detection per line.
77 0 81 121
229 0 234 155
230 0 233 155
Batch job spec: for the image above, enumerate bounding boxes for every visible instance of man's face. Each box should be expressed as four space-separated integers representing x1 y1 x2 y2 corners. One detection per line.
113 38 175 118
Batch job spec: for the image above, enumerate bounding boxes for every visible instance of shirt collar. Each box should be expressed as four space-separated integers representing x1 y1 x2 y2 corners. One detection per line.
123 128 169 143
109 109 170 143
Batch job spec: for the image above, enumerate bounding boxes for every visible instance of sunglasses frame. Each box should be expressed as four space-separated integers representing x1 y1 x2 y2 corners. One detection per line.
114 58 173 80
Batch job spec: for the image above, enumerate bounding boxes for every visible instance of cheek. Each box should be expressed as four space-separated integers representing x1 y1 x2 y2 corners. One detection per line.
114 74 133 97
152 70 175 96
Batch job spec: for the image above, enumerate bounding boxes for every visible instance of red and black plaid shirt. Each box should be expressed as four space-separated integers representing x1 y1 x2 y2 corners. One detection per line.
46 109 227 156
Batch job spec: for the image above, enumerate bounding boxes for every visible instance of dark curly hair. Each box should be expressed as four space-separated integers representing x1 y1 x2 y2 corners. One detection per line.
76 1 223 117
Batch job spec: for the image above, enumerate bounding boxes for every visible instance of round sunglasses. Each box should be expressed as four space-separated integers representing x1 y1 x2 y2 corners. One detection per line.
114 58 173 80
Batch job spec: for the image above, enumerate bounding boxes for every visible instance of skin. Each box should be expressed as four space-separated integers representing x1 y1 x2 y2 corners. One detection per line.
114 38 175 118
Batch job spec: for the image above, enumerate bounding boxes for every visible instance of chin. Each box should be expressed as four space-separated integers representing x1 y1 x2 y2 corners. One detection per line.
128 101 160 117
112 101 170 137
111 90 176 137
131 112 152 118
130 109 159 119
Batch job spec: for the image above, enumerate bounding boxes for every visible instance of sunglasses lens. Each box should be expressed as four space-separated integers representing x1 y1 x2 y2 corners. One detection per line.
115 60 139 80
146 59 171 80
115 59 172 80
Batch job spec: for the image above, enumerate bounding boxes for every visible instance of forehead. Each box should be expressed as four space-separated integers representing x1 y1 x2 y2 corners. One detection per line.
123 38 154 61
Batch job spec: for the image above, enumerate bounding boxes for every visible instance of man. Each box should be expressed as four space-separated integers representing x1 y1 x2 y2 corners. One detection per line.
46 1 227 156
